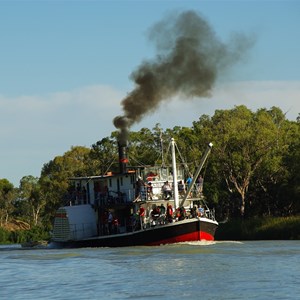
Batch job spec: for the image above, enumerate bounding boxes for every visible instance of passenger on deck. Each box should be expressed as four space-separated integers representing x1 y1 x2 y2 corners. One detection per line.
186 175 193 188
134 176 147 202
159 203 166 215
176 206 186 221
112 217 119 234
186 175 193 198
147 182 153 200
158 203 166 224
178 180 185 198
108 210 113 234
166 203 173 223
198 205 205 217
190 205 198 218
162 181 172 200
151 204 160 220
138 204 146 229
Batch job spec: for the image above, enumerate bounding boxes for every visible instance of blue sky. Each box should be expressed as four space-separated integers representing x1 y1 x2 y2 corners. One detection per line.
0 0 299 186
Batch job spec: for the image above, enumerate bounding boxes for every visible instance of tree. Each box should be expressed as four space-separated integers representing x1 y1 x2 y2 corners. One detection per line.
128 128 160 166
90 136 118 174
273 119 300 215
40 146 92 226
193 105 290 218
19 176 45 226
0 179 15 225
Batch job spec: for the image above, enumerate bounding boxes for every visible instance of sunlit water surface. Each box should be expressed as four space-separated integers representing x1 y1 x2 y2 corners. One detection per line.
1 240 299 299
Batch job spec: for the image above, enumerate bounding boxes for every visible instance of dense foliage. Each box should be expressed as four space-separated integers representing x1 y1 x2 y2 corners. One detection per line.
0 105 299 239
216 216 300 240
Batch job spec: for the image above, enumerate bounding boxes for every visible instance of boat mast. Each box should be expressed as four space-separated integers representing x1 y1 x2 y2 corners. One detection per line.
160 129 165 167
179 143 213 207
171 138 179 209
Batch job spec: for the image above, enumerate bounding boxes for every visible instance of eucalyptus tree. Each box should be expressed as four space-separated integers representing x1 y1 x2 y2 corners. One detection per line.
127 127 159 167
0 179 15 225
193 105 290 218
246 107 299 216
165 125 199 173
273 118 300 215
90 136 118 175
19 175 46 226
40 146 92 224
191 114 229 214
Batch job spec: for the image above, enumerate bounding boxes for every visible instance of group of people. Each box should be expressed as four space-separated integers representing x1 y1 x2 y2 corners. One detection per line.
160 174 204 200
99 210 119 235
137 202 174 228
134 200 208 231
190 205 206 218
134 174 204 202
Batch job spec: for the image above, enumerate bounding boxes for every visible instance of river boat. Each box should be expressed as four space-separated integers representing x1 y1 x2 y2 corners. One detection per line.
50 139 218 248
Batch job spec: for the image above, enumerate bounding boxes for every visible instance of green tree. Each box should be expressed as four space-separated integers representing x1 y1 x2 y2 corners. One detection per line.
19 176 46 226
128 128 159 166
0 179 15 225
90 136 118 174
246 108 298 216
193 105 290 218
273 118 300 215
40 146 92 225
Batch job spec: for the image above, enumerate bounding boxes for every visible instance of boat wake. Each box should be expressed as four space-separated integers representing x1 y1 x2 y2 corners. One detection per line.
177 240 217 246
214 240 244 244
177 240 244 246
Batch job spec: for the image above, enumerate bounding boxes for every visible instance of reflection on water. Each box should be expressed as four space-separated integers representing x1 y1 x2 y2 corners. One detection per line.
1 241 300 299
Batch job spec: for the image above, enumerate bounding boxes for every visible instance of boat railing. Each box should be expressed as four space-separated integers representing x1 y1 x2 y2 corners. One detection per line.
202 208 216 221
63 191 89 206
94 189 134 206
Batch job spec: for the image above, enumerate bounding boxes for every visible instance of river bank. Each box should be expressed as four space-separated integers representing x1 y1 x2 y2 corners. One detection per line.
1 216 299 244
215 215 300 240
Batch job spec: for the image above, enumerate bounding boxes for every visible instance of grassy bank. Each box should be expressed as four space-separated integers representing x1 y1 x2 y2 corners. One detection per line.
215 216 300 240
2 216 299 244
0 226 50 245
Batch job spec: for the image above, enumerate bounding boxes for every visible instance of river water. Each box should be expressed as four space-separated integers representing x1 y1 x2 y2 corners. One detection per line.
1 240 299 299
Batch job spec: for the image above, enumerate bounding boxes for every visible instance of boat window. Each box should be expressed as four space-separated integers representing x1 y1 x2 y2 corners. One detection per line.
109 178 112 187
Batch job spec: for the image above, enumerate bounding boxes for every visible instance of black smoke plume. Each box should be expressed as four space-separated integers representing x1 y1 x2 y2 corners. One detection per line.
114 10 254 143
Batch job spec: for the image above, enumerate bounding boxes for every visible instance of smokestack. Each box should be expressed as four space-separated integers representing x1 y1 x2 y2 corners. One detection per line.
118 142 128 174
113 10 254 141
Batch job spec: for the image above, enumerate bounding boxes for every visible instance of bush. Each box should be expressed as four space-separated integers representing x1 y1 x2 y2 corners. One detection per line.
215 216 300 240
0 225 51 244
9 226 51 244
0 228 10 244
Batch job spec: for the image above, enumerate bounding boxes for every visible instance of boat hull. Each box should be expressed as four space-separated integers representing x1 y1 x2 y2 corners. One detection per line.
50 218 218 248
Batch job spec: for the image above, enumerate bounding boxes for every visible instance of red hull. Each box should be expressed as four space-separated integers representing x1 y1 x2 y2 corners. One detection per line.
146 230 214 246
51 218 218 248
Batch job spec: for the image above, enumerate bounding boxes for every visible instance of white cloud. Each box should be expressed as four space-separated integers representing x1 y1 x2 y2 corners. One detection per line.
137 80 300 131
213 81 300 119
0 85 125 185
0 85 124 139
1 80 299 186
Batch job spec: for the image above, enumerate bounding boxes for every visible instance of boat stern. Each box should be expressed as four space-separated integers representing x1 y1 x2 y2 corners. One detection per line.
52 204 97 242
